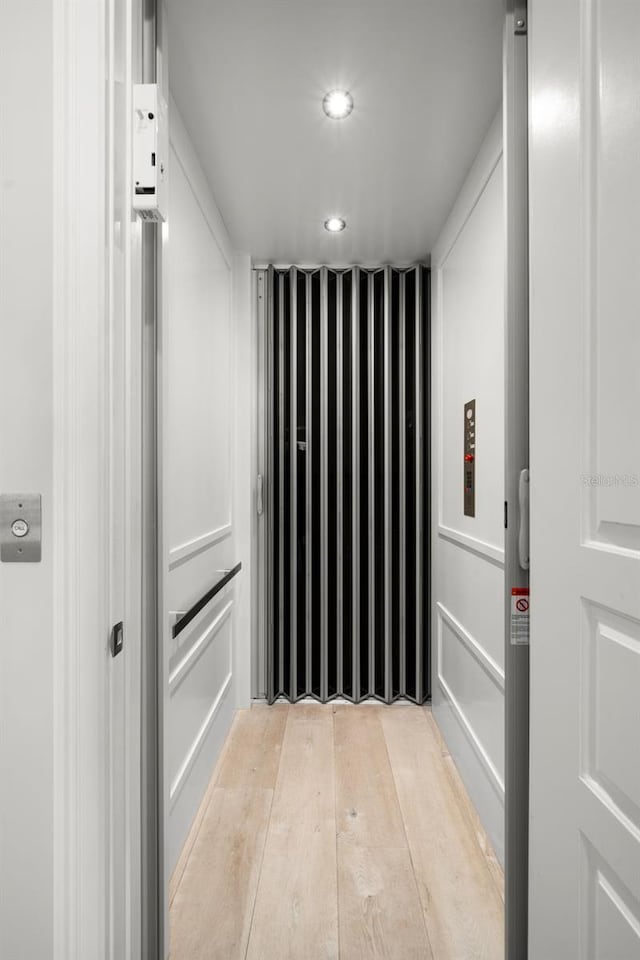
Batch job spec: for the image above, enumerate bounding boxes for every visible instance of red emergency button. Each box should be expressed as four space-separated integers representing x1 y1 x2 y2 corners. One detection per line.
464 453 474 462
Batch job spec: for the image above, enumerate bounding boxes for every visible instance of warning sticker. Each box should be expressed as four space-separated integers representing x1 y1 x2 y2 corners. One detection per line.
510 587 530 645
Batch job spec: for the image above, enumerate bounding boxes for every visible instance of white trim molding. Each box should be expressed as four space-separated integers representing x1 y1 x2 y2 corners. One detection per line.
52 0 110 957
437 523 505 567
169 522 232 569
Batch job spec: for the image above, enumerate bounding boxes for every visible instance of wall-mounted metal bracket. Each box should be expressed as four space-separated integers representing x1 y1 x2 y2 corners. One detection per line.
514 3 527 34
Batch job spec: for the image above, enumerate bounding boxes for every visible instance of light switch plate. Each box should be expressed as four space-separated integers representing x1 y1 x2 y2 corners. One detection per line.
0 494 42 562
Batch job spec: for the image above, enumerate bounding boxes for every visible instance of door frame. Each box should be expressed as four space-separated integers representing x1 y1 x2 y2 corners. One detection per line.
51 0 145 957
140 0 163 954
255 267 269 699
503 1 530 957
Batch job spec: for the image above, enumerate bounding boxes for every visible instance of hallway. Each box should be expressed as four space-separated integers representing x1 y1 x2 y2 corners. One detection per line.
170 704 504 959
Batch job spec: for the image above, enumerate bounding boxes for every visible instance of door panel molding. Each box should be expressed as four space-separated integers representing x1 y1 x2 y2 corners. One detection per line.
580 600 640 837
580 836 640 960
580 0 640 557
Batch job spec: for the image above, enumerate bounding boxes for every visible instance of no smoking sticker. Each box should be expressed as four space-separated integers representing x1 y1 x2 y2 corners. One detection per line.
510 587 530 645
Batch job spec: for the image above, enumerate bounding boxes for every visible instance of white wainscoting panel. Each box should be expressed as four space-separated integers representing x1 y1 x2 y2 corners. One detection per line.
438 612 505 789
165 138 232 556
438 535 505 672
162 96 239 887
168 611 233 801
580 0 640 553
431 110 505 864
169 522 232 570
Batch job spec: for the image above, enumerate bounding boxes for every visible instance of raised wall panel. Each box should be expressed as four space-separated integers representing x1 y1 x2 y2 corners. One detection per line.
437 613 504 793
166 143 232 556
593 877 640 960
168 609 232 800
584 1 640 552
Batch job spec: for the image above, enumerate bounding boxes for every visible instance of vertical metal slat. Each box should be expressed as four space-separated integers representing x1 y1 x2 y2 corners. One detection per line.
305 272 313 696
277 271 286 697
414 267 424 703
367 271 376 698
399 270 407 697
383 267 392 701
336 271 344 697
266 266 276 703
320 267 329 700
351 268 361 701
289 267 298 700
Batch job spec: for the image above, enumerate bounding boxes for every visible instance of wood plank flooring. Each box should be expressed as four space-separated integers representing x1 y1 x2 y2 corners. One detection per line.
170 704 504 960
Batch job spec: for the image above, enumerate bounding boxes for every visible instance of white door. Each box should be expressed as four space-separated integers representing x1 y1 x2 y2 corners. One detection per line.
529 1 640 956
160 102 238 895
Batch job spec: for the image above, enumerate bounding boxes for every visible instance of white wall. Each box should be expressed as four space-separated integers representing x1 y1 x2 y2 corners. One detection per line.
0 7 54 956
431 111 505 863
161 98 255 887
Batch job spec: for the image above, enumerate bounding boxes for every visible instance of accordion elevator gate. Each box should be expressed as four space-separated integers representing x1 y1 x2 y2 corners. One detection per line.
263 265 429 704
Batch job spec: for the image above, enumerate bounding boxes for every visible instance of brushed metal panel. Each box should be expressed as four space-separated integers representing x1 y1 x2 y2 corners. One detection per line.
0 493 41 562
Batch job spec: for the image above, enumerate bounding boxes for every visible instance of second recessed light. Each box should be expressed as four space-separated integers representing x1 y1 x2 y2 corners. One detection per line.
324 217 346 233
322 89 354 120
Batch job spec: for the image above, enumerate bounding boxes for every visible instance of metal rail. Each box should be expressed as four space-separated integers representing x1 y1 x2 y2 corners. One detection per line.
172 563 242 638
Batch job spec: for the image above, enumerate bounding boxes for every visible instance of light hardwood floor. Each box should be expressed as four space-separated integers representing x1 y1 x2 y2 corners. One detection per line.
170 704 504 960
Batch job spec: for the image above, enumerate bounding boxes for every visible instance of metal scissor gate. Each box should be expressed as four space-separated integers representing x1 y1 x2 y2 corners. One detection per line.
264 265 430 703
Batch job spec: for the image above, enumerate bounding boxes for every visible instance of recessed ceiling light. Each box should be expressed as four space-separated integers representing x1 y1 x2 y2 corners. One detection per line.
322 90 354 120
324 217 346 233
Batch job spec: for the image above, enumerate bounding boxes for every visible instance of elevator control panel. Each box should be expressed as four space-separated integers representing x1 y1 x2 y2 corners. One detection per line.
0 493 42 562
464 400 476 517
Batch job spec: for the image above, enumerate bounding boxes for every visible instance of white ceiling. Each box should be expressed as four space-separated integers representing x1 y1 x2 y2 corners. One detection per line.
166 0 504 265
